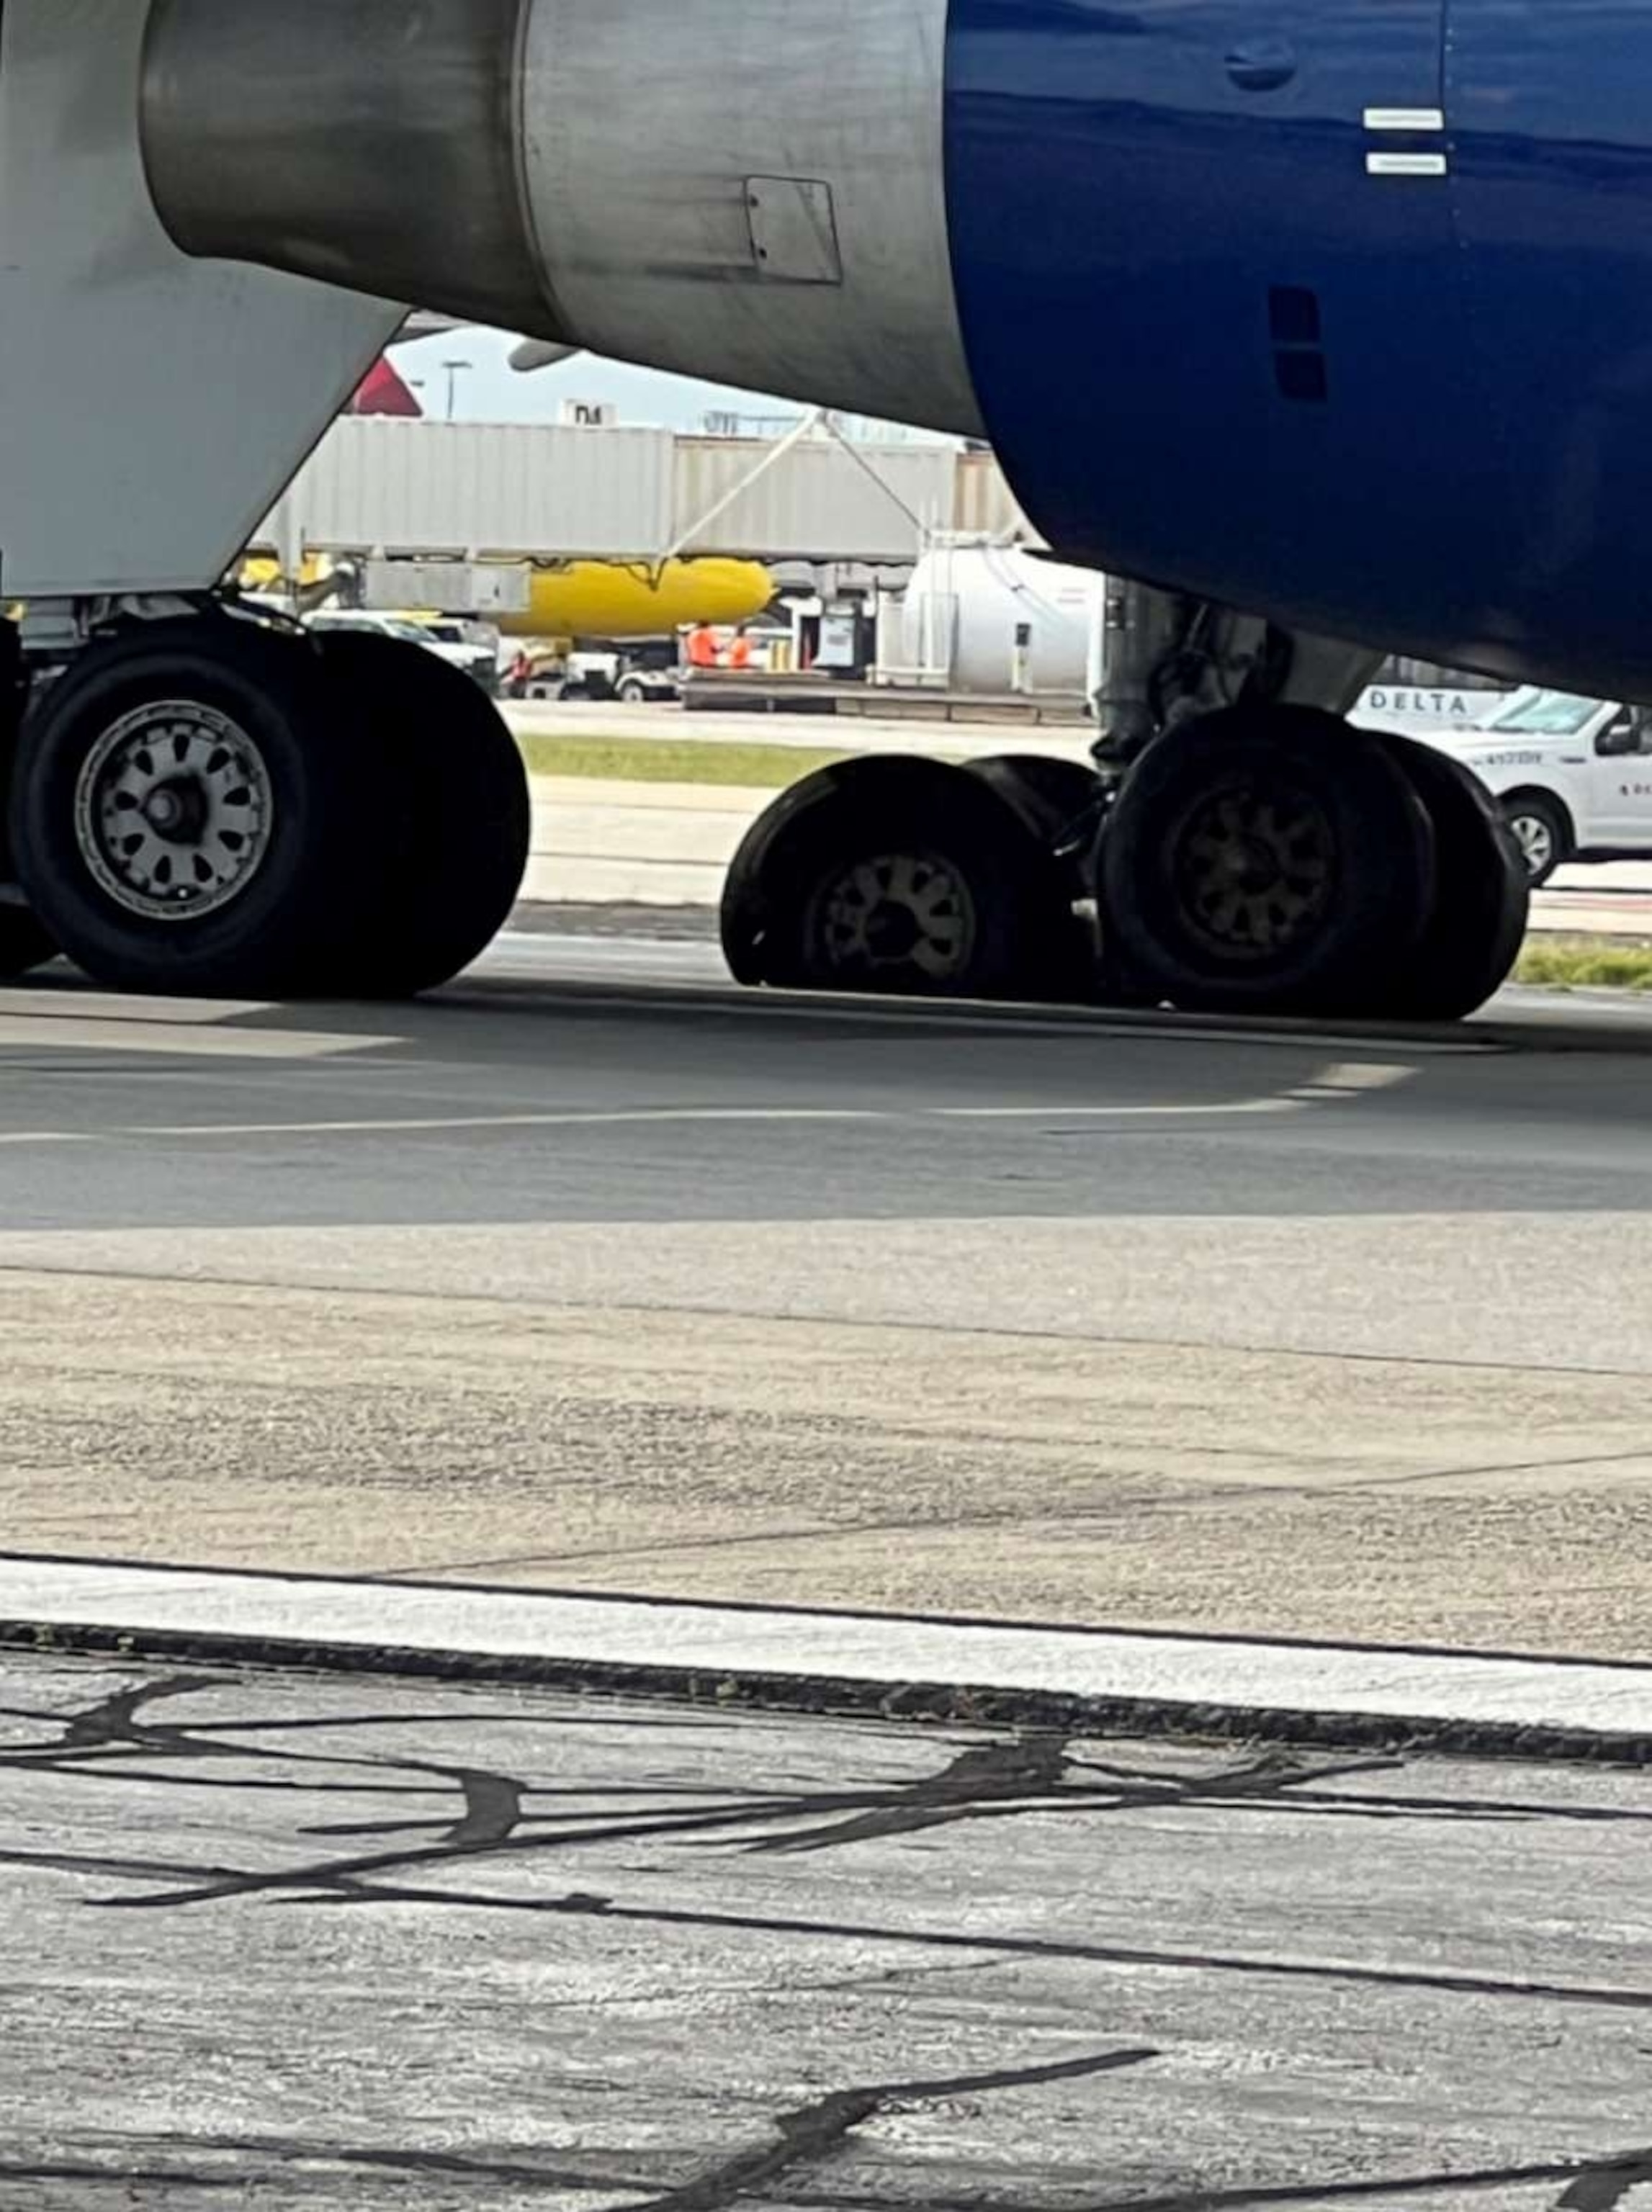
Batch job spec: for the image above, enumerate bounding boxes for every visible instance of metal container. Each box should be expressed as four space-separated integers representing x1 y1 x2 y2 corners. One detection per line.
901 544 1105 696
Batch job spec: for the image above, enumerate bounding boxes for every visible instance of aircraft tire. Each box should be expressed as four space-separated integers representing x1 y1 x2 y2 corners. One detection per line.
720 754 1050 999
1100 705 1435 1016
960 753 1101 841
11 618 385 997
959 753 1105 1002
1362 735 1530 1020
310 632 531 996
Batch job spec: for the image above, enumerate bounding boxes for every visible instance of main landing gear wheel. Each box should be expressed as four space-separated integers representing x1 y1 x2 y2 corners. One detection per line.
959 753 1106 1003
1363 736 1530 1020
313 631 531 995
11 619 380 997
1100 706 1435 1017
720 755 1050 999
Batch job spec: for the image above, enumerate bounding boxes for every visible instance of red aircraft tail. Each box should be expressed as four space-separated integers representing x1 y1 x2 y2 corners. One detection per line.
347 354 423 418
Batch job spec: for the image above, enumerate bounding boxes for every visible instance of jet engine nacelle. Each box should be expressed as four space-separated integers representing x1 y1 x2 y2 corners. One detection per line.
141 0 1652 701
140 0 982 442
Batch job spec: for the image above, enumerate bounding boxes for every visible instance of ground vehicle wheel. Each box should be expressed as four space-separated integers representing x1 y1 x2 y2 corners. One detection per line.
960 754 1104 1002
0 907 56 979
617 677 649 706
721 755 1048 998
1100 705 1435 1015
313 632 531 995
1499 790 1569 887
1363 737 1530 1018
11 619 381 997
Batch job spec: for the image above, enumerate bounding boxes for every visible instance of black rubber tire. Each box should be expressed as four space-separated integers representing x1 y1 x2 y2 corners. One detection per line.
961 754 1102 842
959 754 1105 1002
1100 705 1435 1015
1499 789 1569 888
1366 737 1530 1020
313 632 531 996
10 619 382 997
0 908 56 979
721 755 1046 999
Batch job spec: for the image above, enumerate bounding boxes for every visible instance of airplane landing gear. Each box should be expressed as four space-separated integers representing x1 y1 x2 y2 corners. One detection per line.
310 631 531 998
1358 734 1529 1021
721 755 1086 1000
9 617 529 998
1100 705 1435 1015
724 706 1528 1022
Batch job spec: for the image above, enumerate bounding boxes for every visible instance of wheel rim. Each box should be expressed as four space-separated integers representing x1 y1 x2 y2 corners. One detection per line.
74 700 276 923
1509 812 1554 878
810 848 978 985
1171 775 1335 962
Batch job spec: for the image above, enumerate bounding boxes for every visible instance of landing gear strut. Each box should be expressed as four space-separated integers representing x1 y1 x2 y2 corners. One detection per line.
7 616 529 998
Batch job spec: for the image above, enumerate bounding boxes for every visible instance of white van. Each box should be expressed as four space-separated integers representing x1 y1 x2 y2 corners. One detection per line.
1394 689 1652 886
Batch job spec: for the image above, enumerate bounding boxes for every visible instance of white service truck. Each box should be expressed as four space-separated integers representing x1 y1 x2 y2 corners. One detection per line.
1395 690 1652 886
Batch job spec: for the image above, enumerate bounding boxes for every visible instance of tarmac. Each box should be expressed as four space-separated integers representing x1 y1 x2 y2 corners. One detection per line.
4 1646 1651 2209
1 929 1652 1655
6 909 1652 2206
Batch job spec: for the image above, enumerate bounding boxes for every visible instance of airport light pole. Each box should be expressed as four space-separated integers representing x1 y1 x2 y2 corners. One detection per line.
440 359 474 421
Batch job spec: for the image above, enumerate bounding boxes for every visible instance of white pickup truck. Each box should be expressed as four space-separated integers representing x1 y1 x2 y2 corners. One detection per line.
1358 688 1652 886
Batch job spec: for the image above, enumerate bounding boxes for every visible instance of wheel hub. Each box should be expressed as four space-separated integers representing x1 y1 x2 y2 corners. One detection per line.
815 850 975 984
142 777 210 842
74 701 276 922
1175 779 1334 958
1510 814 1553 876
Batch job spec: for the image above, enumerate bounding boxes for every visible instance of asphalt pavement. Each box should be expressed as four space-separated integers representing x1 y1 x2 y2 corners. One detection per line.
2 927 1652 1656
5 1649 1650 2210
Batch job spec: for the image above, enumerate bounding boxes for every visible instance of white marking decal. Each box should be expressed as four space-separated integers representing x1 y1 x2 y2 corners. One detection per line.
1364 107 1446 132
1367 152 1450 178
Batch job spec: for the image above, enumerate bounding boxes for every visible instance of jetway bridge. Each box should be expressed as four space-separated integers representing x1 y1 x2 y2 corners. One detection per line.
257 418 1031 575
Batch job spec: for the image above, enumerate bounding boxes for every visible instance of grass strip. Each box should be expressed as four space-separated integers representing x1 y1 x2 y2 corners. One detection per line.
1515 935 1652 991
516 732 865 788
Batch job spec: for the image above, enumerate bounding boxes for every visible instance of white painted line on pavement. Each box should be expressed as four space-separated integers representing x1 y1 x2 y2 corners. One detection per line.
60 1094 1311 1141
0 1016 400 1060
1317 1063 1416 1091
0 1058 1412 1144
0 1094 1314 1144
4 1556 1649 1742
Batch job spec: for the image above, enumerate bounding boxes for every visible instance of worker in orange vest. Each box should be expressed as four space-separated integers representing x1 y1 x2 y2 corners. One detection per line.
685 623 721 670
727 626 754 673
